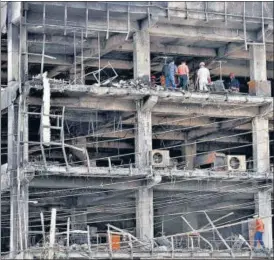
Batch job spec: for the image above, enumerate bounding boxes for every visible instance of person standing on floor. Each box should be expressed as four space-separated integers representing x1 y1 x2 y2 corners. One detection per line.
196 62 210 92
253 215 266 251
228 72 240 92
177 61 189 91
161 62 169 88
167 60 177 89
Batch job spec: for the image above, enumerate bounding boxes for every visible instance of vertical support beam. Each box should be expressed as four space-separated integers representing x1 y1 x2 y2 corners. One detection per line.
133 30 150 82
21 7 29 250
252 117 269 173
71 208 87 230
255 191 272 249
135 101 152 169
184 141 197 170
48 208 57 259
135 99 153 242
249 45 267 81
7 26 19 83
134 28 153 242
8 105 18 258
7 2 20 255
136 187 153 241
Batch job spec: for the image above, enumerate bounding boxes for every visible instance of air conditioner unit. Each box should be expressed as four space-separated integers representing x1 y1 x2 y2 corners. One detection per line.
151 150 170 167
227 155 246 171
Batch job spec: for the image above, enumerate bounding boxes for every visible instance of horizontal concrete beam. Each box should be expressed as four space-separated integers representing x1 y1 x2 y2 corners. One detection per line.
27 93 270 118
218 43 274 62
28 33 95 48
117 42 217 57
89 128 186 141
28 2 274 25
28 172 270 193
1 52 73 66
148 23 257 43
48 34 127 78
30 175 144 190
28 96 262 118
155 180 265 194
27 165 273 181
209 65 274 79
123 115 213 127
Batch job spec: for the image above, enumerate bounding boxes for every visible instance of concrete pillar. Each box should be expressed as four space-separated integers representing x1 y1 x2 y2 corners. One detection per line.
249 45 267 81
255 191 272 249
8 104 18 257
135 101 153 241
133 30 150 81
7 4 20 255
252 117 270 173
183 141 197 170
135 101 152 169
136 188 153 241
71 209 87 230
248 45 271 96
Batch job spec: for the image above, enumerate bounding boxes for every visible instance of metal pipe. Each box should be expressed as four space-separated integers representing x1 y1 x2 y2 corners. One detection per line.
125 3 130 41
0 15 2 260
243 2 247 50
17 9 24 251
85 3 88 38
73 31 76 84
224 2 227 24
64 3 67 36
98 32 101 85
261 2 265 46
205 1 208 22
43 3 46 32
81 30 84 84
40 33 46 75
24 22 129 34
106 4 109 40
147 2 151 27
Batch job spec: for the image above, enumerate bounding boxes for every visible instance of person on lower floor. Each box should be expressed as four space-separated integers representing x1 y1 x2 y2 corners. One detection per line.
253 215 266 250
166 60 177 89
161 63 169 88
228 73 240 92
197 62 210 92
177 61 189 91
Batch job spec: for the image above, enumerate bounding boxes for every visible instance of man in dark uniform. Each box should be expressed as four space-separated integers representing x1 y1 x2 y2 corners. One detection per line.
228 73 240 92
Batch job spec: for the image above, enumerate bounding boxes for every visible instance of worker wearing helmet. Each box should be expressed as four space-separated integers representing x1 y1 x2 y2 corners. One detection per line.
196 62 210 92
229 73 240 92
253 215 266 250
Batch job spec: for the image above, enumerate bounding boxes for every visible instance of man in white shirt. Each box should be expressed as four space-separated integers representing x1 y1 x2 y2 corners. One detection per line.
197 62 210 91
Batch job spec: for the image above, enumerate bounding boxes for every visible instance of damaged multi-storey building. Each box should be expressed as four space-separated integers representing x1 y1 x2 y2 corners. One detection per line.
0 1 273 259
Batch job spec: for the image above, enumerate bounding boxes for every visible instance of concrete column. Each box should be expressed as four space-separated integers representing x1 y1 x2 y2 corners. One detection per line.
21 10 29 249
135 101 153 241
252 117 270 173
255 191 272 249
249 45 267 81
184 141 197 170
7 4 20 255
71 209 87 230
248 45 271 96
133 30 150 81
135 101 152 169
136 188 153 241
8 104 18 257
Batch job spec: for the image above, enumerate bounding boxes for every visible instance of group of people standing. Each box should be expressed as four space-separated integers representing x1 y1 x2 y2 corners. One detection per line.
161 60 240 92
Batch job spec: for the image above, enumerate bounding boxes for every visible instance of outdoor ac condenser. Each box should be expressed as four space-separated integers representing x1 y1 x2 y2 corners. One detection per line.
227 155 246 171
151 150 170 167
